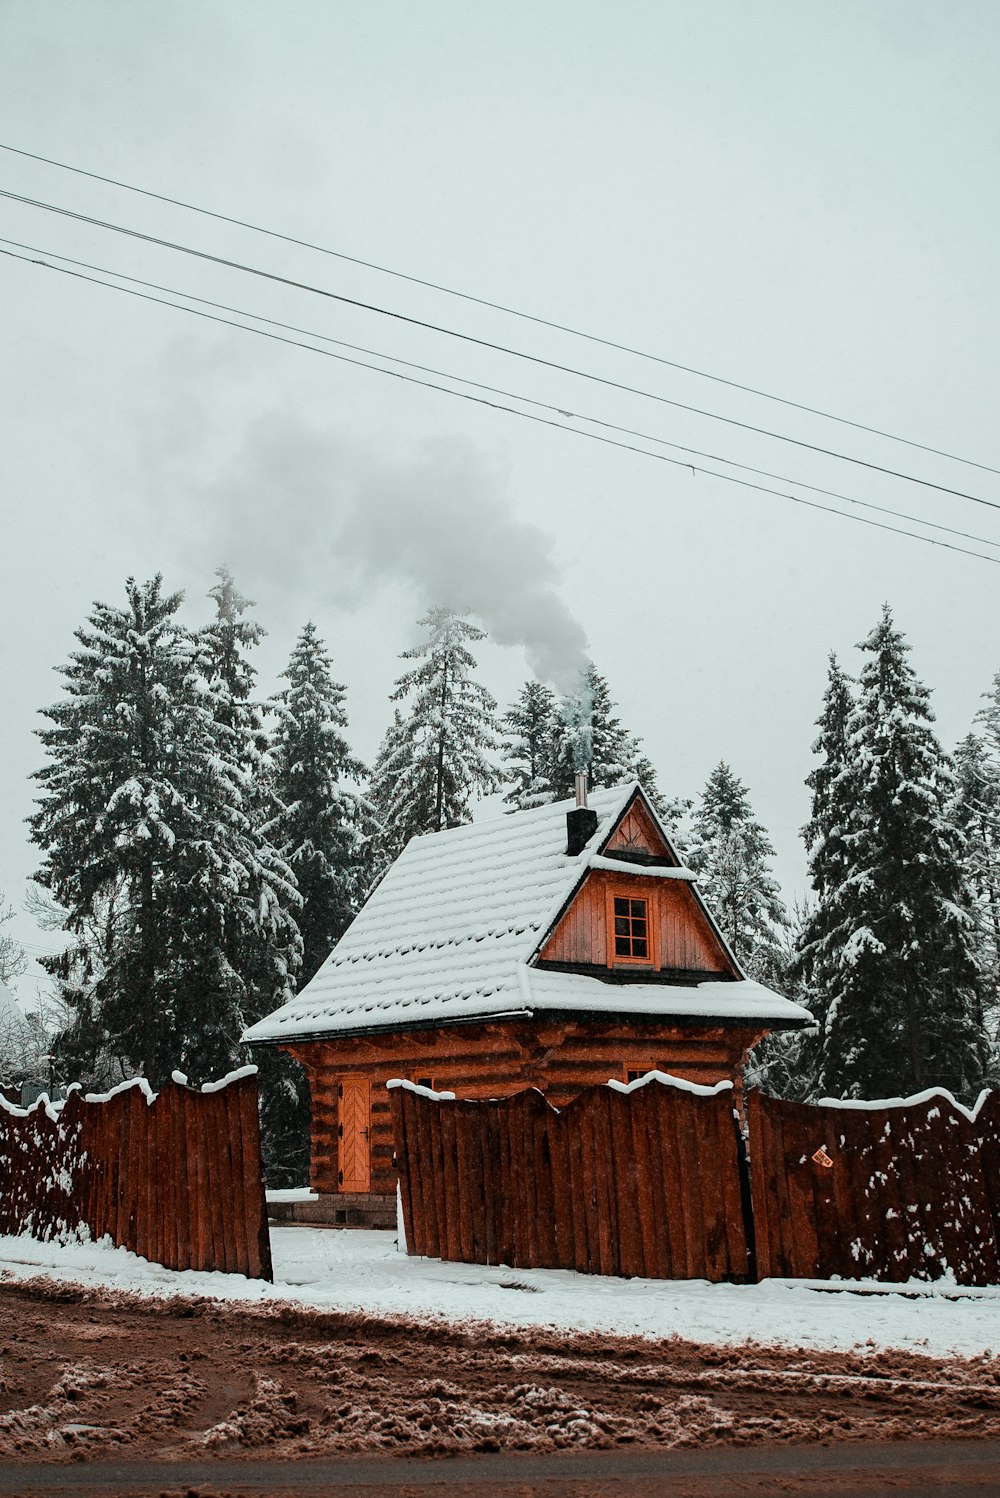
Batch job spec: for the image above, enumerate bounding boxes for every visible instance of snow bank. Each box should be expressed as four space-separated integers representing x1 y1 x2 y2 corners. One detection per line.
2 1226 999 1361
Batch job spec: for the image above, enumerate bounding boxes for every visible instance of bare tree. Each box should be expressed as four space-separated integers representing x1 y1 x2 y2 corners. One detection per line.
0 891 27 986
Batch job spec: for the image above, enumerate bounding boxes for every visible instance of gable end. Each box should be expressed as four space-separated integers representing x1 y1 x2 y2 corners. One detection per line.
536 868 739 980
598 786 681 867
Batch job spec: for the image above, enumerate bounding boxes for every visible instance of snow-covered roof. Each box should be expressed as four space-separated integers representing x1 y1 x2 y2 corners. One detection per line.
244 783 811 1044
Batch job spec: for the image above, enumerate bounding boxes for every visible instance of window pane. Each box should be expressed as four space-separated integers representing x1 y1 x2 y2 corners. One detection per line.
614 898 630 917
630 899 646 918
615 936 631 955
632 938 648 957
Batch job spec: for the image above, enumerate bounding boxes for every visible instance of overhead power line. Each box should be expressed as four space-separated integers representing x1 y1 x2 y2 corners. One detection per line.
3 184 998 516
5 232 1000 549
3 241 999 570
2 138 997 480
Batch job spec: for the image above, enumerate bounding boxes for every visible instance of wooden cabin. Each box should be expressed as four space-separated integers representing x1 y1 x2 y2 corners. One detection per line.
245 782 810 1225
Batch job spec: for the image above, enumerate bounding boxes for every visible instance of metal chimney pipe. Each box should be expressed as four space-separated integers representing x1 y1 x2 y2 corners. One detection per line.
574 771 588 808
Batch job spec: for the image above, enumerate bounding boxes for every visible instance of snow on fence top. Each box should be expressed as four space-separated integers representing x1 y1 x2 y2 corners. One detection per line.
389 1070 732 1104
606 1070 734 1098
2 1067 261 1117
244 782 811 1043
813 1085 993 1125
386 1079 457 1101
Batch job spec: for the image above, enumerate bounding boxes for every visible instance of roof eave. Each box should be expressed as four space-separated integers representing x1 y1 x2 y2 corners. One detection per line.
244 1002 810 1047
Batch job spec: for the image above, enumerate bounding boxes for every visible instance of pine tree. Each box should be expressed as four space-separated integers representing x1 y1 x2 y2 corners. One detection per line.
201 568 302 1027
751 660 856 1097
687 763 788 985
201 570 306 1183
818 607 989 1100
764 654 858 1094
268 622 371 984
501 680 557 810
546 663 677 821
371 608 500 851
952 704 1000 1036
30 575 295 1090
369 709 418 874
550 665 630 799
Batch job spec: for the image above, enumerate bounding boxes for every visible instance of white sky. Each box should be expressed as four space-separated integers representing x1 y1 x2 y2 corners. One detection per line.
2 1 999 1004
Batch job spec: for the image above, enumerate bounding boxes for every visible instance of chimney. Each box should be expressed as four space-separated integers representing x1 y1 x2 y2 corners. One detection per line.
566 772 598 856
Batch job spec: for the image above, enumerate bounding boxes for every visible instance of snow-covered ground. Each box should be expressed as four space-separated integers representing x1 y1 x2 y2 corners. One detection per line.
2 1225 999 1361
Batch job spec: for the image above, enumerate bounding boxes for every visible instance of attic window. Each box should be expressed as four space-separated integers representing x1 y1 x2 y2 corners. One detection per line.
613 896 649 960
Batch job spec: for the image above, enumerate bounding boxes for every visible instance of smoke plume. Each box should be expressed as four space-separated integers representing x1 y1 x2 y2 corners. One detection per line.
200 417 589 690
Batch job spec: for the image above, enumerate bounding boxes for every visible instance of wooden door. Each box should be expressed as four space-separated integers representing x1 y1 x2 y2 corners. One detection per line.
338 1077 371 1192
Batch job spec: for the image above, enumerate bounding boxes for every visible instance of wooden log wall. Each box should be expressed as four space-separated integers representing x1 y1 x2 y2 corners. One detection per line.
289 1019 764 1194
747 1089 1000 1287
0 1071 272 1281
391 1077 752 1281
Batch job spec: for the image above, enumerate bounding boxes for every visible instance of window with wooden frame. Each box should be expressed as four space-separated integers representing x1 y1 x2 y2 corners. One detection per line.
606 886 657 967
625 1066 659 1083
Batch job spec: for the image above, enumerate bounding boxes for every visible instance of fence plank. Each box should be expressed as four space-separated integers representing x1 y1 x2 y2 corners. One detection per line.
609 1091 643 1278
439 1100 463 1263
481 1102 500 1266
386 1081 1000 1288
0 1072 270 1279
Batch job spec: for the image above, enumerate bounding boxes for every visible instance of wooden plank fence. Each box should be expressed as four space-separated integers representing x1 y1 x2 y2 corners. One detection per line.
390 1074 752 1282
0 1068 272 1281
747 1088 1000 1287
392 1077 1000 1288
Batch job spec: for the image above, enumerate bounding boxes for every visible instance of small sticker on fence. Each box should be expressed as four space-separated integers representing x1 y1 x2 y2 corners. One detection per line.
812 1146 834 1168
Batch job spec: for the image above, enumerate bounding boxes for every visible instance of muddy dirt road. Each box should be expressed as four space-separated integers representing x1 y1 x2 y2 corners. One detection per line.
1 1276 999 1493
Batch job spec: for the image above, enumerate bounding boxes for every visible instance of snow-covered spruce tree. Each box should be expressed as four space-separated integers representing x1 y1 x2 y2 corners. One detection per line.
369 709 417 875
547 663 681 824
501 679 557 810
202 570 306 1183
201 567 302 1022
268 622 372 985
30 575 296 1091
818 607 989 1100
371 608 500 856
744 897 817 1099
755 654 859 1097
687 763 788 986
950 731 1000 1039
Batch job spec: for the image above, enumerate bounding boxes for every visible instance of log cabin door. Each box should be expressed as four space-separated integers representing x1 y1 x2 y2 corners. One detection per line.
338 1077 371 1192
